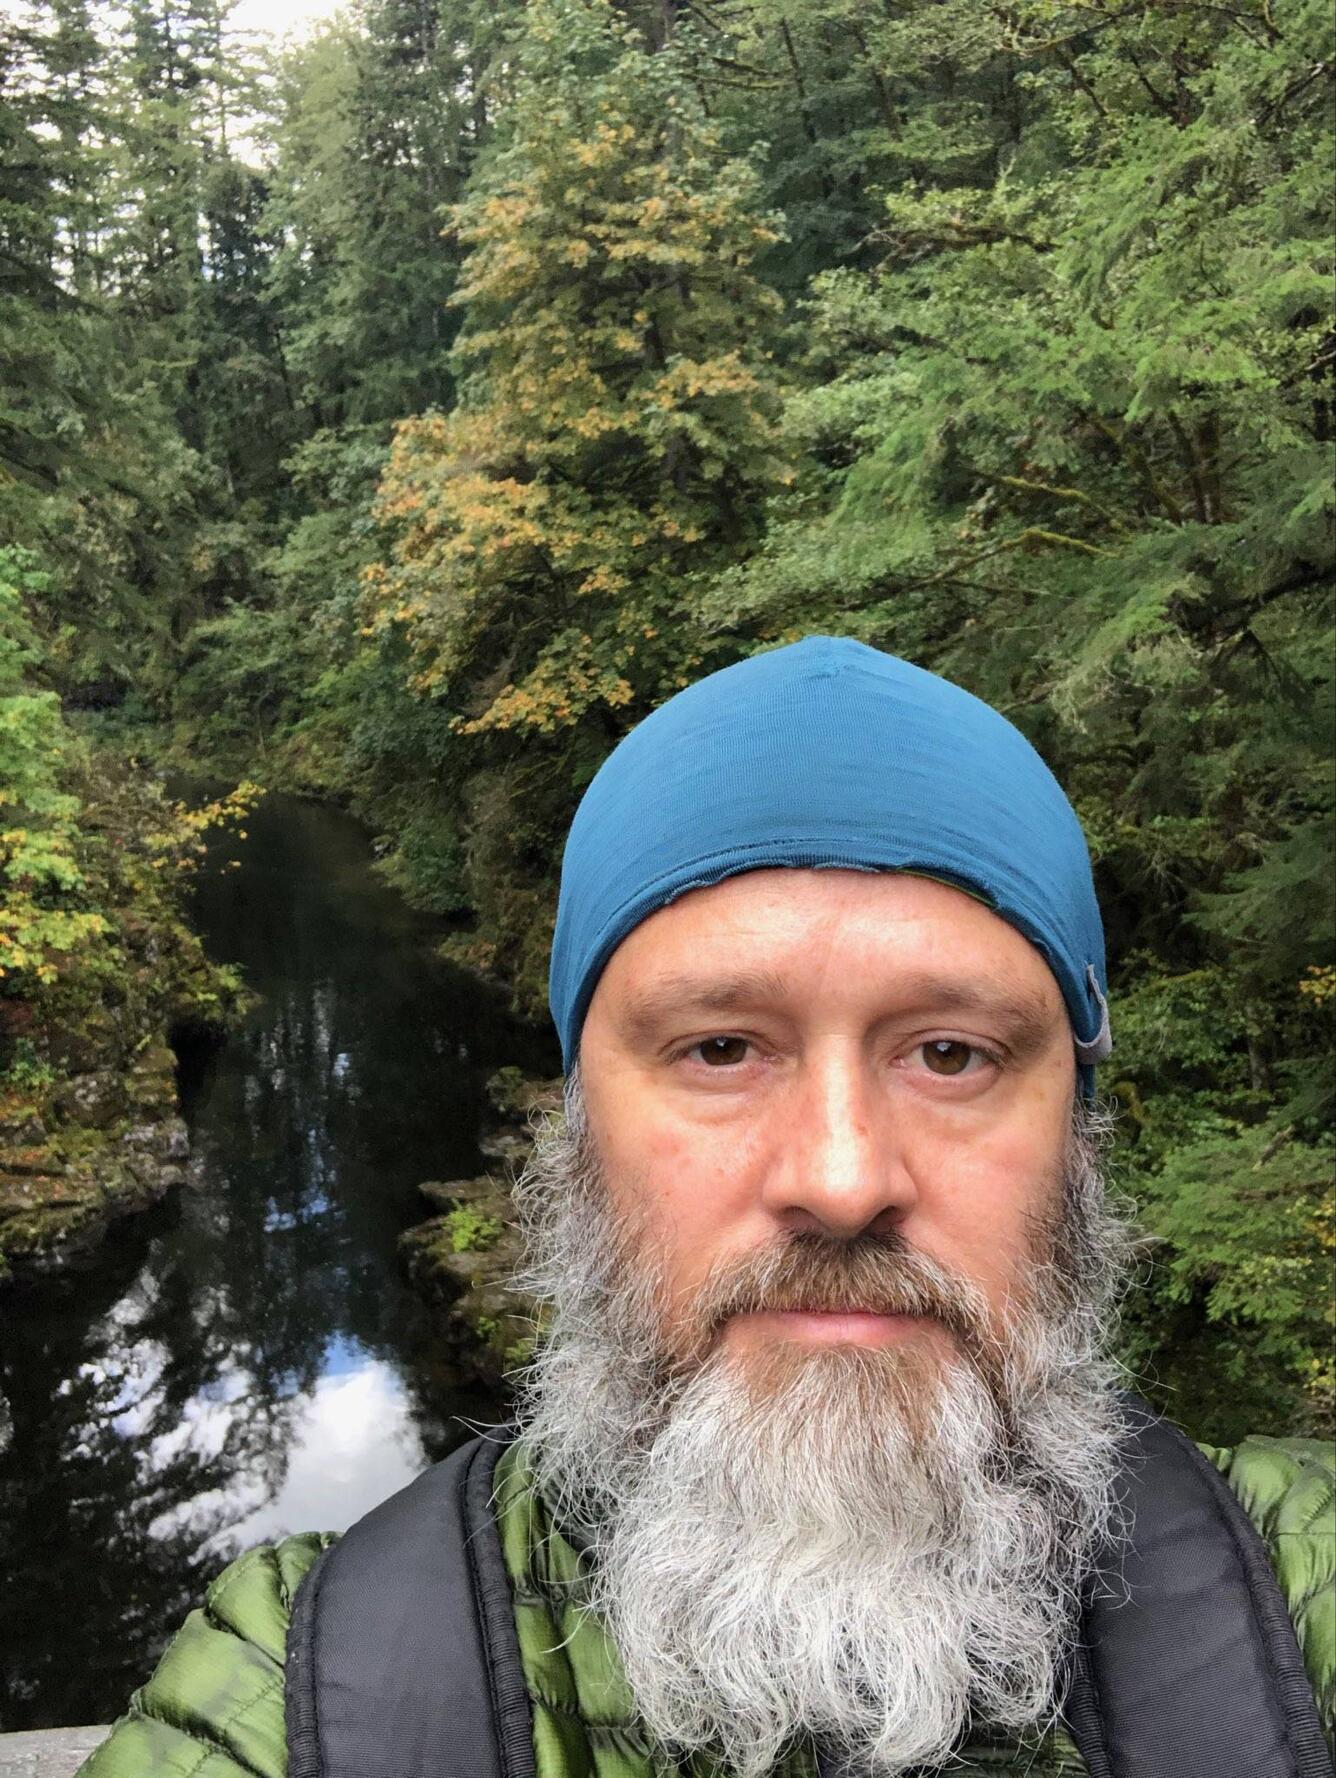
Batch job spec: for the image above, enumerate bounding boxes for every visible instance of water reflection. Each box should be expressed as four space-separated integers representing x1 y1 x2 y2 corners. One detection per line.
145 1343 428 1557
225 1352 426 1550
0 792 554 1730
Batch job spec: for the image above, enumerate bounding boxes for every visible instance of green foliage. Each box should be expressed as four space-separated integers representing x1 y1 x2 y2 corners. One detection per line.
368 0 790 732
1122 1121 1335 1441
485 1063 530 1117
501 1333 537 1371
0 548 108 988
4 0 1332 1439
0 542 254 1291
362 0 791 996
690 0 1335 1435
467 1311 537 1373
0 0 300 702
442 1204 503 1253
3 1037 56 1093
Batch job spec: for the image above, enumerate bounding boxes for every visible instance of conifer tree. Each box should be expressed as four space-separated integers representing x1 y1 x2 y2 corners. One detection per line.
0 1 107 505
362 0 791 990
701 0 1335 1434
1 0 1329 1441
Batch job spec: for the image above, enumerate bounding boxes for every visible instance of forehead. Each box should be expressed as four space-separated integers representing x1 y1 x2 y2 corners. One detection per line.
591 867 1067 1034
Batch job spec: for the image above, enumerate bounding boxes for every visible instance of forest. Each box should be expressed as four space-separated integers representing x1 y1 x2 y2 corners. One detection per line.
1 0 1333 1442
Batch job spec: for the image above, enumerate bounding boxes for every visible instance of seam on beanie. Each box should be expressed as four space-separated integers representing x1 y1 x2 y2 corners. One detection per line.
804 637 848 678
581 836 1005 957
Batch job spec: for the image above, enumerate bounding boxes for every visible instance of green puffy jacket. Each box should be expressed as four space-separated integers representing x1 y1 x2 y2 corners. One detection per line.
78 1434 1335 1778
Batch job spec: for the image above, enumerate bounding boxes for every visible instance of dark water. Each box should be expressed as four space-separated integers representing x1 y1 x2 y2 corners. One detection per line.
0 792 555 1731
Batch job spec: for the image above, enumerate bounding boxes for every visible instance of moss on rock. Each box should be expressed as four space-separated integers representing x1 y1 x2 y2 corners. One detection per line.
399 1070 561 1386
0 753 252 1284
0 1041 192 1278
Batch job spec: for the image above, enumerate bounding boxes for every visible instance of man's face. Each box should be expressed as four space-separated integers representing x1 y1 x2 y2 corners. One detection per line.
578 868 1076 1374
514 868 1122 1777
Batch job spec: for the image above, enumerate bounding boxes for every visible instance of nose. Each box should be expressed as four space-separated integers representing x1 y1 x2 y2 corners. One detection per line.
759 1043 918 1240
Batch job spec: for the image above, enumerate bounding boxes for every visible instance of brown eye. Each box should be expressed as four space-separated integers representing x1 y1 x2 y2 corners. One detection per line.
921 1040 974 1076
697 1036 750 1066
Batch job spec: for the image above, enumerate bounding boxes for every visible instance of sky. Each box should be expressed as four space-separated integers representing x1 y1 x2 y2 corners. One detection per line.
224 0 348 160
229 0 345 45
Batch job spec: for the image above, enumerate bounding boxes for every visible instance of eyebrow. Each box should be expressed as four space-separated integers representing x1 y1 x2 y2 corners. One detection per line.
617 968 1061 1056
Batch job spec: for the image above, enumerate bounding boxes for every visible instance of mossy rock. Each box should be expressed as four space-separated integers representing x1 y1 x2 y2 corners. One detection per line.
52 1071 125 1129
126 1043 180 1113
478 1127 535 1168
41 1006 124 1074
0 1110 189 1279
417 1174 505 1213
0 1166 109 1269
399 1173 542 1389
0 1101 46 1146
0 1170 93 1213
484 1067 563 1125
399 1214 522 1295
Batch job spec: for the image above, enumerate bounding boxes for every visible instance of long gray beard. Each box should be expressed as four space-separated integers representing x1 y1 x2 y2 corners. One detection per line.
507 1074 1132 1778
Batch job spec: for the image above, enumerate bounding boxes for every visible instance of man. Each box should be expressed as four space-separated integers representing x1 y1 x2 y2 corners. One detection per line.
82 637 1333 1778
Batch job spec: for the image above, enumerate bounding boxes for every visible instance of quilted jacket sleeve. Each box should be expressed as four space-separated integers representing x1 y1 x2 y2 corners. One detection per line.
1201 1434 1336 1744
76 1533 335 1778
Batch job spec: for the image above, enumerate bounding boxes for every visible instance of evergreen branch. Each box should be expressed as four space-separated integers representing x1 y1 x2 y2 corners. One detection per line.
1254 1126 1294 1170
1194 0 1279 47
868 220 1055 255
987 471 1131 530
0 244 82 306
1084 414 1186 524
0 448 59 488
1193 565 1331 642
999 16 1126 59
1167 407 1211 524
681 0 731 34
1051 46 1111 120
1015 526 1114 557
1055 0 1269 36
697 64 779 90
1216 627 1313 705
778 17 818 150
912 527 1115 588
1256 58 1334 126
846 21 899 133
695 41 779 82
889 572 1031 599
1124 47 1183 122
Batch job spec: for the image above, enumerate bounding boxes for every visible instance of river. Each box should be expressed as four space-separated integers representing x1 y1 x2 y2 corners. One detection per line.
0 791 555 1732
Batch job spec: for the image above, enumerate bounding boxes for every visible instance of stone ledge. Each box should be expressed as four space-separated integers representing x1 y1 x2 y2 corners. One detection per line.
0 1726 110 1777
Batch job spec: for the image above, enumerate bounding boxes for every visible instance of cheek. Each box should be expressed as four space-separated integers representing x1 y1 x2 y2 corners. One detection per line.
910 1114 1064 1293
606 1107 761 1288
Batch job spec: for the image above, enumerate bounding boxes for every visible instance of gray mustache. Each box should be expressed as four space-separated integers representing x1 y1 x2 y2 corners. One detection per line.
694 1229 996 1355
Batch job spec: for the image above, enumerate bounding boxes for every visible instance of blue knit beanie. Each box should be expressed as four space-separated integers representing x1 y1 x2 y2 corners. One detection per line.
549 637 1111 1090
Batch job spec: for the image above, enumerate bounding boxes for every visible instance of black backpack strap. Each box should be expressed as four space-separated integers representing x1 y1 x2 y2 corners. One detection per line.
1064 1403 1332 1778
286 1404 1330 1778
286 1430 535 1778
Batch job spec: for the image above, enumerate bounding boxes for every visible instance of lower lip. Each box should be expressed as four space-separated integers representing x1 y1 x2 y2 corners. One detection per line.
735 1310 925 1347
